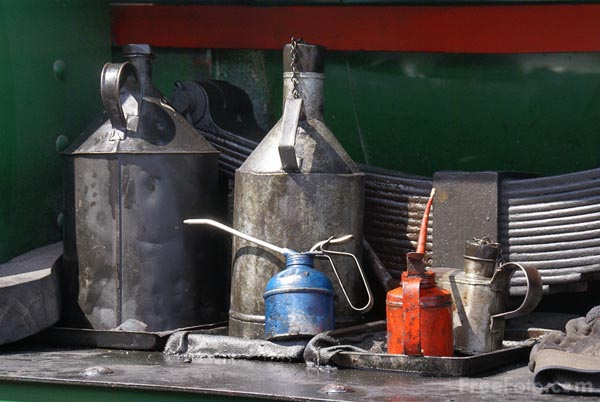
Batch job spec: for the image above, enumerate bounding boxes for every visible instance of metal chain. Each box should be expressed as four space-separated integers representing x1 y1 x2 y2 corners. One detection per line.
290 37 303 99
497 244 506 266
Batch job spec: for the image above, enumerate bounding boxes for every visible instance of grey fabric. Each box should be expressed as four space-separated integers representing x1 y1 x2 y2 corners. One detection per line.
529 306 600 394
303 333 369 367
164 331 306 362
164 329 380 366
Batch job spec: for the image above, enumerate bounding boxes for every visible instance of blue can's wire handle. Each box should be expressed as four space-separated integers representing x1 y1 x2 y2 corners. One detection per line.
310 236 374 313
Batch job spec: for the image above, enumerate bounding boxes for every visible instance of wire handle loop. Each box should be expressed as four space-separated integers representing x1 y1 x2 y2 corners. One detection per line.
314 236 374 313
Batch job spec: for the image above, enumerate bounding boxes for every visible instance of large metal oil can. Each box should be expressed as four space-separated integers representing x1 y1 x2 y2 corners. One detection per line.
62 47 222 331
230 40 366 338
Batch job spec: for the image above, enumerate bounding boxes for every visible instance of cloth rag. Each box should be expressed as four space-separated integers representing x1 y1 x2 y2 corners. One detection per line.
529 306 600 394
164 331 306 362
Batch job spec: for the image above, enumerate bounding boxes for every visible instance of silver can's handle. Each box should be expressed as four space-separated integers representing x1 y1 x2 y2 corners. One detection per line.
489 262 543 330
100 62 141 140
278 98 302 172
312 236 374 313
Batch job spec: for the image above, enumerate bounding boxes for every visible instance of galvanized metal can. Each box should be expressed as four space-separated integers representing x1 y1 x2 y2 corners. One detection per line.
230 42 365 338
263 253 335 340
436 238 542 354
62 48 223 331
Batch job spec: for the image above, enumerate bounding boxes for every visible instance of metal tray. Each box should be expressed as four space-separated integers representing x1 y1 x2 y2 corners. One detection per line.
31 322 228 351
328 321 534 376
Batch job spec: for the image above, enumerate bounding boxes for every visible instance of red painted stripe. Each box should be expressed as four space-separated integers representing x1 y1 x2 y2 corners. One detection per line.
111 4 600 53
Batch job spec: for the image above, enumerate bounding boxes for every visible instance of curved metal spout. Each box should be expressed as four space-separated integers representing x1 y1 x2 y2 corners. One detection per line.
184 218 294 256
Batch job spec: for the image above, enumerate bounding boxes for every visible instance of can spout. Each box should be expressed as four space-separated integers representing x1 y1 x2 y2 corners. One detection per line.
184 218 291 255
416 188 435 255
406 188 435 276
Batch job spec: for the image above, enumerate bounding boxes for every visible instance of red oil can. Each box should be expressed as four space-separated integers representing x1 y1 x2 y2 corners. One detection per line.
386 189 454 356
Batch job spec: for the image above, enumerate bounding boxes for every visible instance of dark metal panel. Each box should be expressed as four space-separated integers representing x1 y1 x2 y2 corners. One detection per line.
432 172 501 269
119 154 223 331
69 156 120 329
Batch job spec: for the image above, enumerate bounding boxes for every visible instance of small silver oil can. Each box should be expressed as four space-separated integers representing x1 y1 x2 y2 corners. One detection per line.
436 238 543 354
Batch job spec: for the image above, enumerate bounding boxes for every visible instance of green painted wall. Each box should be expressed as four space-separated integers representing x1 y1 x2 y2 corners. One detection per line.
0 0 111 262
146 49 600 177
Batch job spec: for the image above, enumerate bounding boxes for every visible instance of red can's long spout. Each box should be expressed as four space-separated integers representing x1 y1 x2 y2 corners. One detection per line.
416 188 436 255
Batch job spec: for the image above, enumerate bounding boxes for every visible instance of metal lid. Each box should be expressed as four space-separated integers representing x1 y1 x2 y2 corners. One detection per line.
465 237 501 260
283 42 326 73
463 237 500 278
122 44 153 58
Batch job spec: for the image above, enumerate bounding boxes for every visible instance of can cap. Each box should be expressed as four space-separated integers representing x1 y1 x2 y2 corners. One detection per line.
123 44 154 58
283 42 326 73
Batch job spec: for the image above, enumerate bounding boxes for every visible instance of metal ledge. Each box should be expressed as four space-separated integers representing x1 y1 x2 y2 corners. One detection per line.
0 346 583 401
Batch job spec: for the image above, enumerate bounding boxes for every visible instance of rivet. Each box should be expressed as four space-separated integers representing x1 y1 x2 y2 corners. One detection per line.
319 383 355 394
55 135 69 153
53 60 66 80
56 213 64 230
80 366 113 377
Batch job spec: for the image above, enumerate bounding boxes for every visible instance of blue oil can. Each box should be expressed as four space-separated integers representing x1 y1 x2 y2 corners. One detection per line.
184 219 373 340
264 253 334 340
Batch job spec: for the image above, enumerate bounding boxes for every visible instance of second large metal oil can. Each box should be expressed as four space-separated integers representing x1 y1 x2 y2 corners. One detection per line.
62 45 223 332
230 40 366 338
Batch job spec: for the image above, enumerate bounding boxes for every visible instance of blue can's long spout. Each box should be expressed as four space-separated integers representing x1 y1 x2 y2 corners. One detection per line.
183 218 297 255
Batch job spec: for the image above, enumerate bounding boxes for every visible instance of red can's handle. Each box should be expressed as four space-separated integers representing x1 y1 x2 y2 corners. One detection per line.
402 275 422 356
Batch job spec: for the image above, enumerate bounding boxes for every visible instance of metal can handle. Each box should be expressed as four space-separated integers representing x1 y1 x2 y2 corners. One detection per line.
402 276 423 356
315 238 374 313
100 62 141 137
278 97 302 172
489 262 543 330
